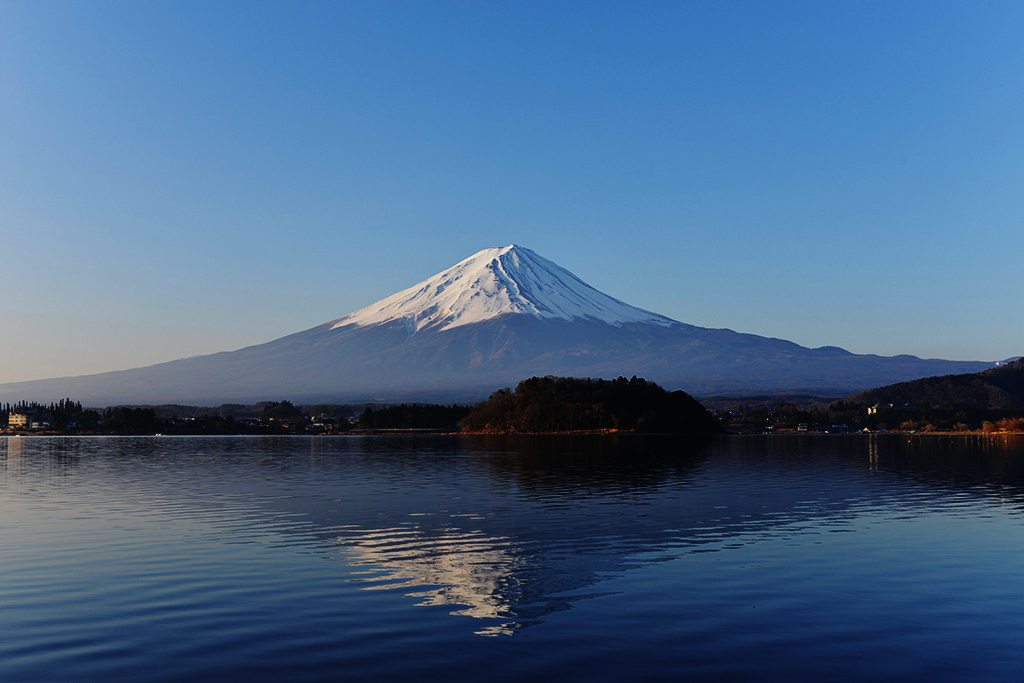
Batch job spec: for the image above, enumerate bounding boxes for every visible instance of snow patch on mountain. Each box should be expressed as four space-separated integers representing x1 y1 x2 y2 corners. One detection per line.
331 245 677 333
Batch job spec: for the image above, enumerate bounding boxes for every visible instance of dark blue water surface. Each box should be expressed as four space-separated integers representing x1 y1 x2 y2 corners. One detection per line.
3 434 1024 682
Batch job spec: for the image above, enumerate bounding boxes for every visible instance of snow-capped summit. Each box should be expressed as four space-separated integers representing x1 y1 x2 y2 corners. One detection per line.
331 244 677 334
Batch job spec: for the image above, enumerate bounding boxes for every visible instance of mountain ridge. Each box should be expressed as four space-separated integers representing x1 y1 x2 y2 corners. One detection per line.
0 245 995 405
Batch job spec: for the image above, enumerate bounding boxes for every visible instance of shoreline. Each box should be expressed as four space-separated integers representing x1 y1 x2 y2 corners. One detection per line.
3 429 1024 438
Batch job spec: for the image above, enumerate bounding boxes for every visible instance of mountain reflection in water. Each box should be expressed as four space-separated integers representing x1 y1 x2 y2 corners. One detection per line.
289 433 1024 636
321 435 722 636
336 525 523 635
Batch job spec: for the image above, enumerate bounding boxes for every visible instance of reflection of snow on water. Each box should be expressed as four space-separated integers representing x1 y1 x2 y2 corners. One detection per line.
334 524 524 635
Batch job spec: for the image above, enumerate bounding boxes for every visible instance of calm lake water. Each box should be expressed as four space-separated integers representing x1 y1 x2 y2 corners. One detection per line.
2 434 1024 682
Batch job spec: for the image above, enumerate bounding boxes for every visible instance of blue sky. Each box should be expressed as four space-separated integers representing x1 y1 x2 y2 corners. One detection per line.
1 1 1022 383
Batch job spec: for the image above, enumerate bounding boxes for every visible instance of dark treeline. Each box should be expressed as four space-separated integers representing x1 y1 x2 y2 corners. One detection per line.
2 398 472 434
8 393 1024 435
460 376 723 434
720 399 1024 433
1 399 99 430
359 404 471 430
104 406 159 433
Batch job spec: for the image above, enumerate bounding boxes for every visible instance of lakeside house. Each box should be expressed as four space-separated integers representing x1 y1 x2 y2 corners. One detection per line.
8 412 31 428
7 411 51 430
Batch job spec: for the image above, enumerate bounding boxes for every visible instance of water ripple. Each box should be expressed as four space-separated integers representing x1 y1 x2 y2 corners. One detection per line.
3 435 1024 681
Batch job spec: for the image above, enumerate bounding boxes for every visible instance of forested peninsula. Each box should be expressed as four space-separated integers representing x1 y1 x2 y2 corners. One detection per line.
460 376 723 434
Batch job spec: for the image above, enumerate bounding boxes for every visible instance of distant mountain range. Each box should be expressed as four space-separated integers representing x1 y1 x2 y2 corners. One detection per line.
846 358 1024 407
0 245 995 405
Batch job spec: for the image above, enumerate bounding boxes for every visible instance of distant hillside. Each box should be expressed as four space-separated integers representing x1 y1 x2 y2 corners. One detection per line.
846 359 1024 407
699 394 840 413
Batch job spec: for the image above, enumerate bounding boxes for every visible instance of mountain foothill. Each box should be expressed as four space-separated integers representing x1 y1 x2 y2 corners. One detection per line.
845 358 1024 408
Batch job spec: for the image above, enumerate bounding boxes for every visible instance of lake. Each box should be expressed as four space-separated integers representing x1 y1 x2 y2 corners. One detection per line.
2 434 1024 682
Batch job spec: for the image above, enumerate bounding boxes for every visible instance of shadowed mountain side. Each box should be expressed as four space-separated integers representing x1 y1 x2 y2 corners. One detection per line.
0 315 992 405
846 358 1024 408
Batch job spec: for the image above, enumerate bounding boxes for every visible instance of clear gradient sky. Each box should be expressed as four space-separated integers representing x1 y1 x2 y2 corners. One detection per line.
1 1 1022 383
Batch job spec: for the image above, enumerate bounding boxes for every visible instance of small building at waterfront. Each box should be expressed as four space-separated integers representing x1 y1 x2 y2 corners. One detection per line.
868 403 920 415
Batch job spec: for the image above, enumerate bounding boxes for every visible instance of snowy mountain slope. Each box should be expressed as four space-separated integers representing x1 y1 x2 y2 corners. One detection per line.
331 245 676 334
0 245 996 405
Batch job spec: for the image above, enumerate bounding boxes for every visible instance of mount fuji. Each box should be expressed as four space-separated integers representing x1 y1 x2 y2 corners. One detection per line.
0 245 993 405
